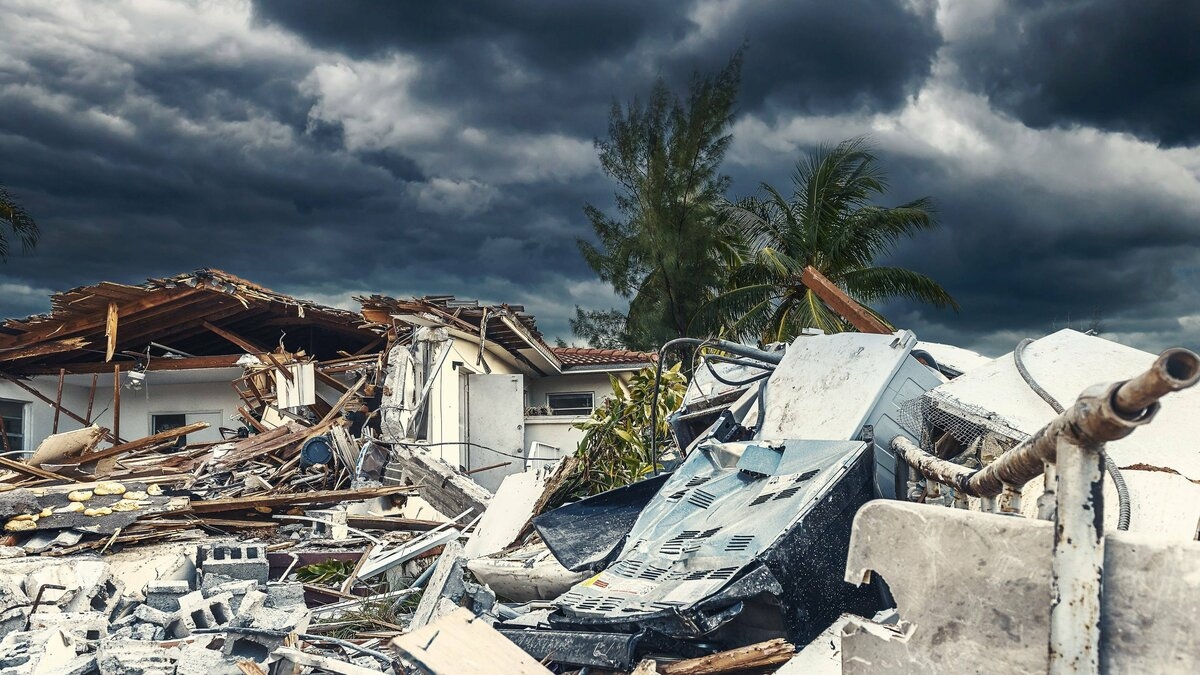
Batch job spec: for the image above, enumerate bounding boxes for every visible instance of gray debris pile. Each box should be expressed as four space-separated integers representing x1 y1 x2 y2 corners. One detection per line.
2 325 1199 675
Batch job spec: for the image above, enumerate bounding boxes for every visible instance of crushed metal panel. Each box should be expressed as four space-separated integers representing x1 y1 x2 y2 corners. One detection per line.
548 439 874 645
533 473 672 573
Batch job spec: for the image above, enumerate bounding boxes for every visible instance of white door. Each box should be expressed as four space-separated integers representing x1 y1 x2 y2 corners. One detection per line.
466 373 524 492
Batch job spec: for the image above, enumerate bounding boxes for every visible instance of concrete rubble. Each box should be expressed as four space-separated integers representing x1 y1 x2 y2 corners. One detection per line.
1 269 1198 673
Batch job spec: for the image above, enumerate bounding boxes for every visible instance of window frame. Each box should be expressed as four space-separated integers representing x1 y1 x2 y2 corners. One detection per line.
546 391 595 416
0 398 28 453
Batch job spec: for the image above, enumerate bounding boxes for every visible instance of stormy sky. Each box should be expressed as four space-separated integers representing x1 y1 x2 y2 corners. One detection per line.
1 0 1198 356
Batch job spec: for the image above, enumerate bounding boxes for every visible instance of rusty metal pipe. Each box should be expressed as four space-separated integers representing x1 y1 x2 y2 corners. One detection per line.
894 347 1200 498
1112 348 1200 416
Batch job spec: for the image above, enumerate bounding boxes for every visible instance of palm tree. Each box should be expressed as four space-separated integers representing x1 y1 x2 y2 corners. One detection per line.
699 137 956 342
0 186 39 261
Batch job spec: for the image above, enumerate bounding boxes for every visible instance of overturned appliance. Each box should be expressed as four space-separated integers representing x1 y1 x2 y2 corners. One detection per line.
505 331 944 667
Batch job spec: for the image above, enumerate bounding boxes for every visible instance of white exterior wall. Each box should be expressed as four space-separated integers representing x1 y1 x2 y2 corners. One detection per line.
523 371 631 457
0 368 289 452
420 336 520 470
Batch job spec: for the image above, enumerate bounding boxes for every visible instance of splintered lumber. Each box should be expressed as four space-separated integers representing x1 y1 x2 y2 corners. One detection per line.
800 265 890 334
345 515 451 532
658 638 795 675
386 442 491 519
59 422 210 466
188 485 412 514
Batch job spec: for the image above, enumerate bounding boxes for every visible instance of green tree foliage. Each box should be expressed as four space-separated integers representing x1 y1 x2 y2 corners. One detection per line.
578 51 746 350
700 137 957 342
0 186 39 261
544 364 687 506
568 306 629 349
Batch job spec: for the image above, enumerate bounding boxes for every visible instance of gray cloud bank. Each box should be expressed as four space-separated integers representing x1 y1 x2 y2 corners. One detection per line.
0 0 1197 355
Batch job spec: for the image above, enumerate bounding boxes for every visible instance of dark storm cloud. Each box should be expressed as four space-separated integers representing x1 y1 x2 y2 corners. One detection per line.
950 0 1200 147
253 0 941 136
1 0 1197 352
869 160 1200 353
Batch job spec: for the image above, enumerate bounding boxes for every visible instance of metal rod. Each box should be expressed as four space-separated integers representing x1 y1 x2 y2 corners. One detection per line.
1049 438 1105 675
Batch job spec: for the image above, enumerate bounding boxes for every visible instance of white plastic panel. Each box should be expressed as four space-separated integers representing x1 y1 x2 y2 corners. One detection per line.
758 331 919 441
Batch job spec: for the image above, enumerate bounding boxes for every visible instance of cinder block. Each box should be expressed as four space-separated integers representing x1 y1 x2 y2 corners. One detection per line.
203 579 256 613
144 580 190 613
164 591 233 639
174 641 243 675
133 604 174 627
198 544 269 585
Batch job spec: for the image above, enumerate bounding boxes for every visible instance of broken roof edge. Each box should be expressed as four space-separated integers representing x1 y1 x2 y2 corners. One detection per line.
3 267 367 334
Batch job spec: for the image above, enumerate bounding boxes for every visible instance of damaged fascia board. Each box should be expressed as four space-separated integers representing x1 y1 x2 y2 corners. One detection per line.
391 313 542 378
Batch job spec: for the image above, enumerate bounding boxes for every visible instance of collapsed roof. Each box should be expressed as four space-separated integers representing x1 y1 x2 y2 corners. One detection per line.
0 269 379 374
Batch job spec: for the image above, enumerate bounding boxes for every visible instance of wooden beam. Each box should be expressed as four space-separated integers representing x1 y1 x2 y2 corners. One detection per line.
112 365 120 443
52 368 65 434
0 287 203 348
85 374 97 423
0 456 72 482
0 374 119 443
58 422 210 466
202 320 269 354
13 354 244 375
104 302 118 362
0 337 90 363
188 485 411 514
800 265 891 334
659 638 795 675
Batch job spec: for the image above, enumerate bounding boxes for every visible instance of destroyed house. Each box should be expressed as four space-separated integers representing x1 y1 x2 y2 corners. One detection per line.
0 272 650 494
359 295 654 491
0 269 380 452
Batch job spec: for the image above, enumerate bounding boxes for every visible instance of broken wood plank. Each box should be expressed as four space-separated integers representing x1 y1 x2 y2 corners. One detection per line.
344 515 453 532
658 638 794 675
188 485 412 514
0 456 72 482
800 265 891 334
202 320 270 354
58 422 210 466
52 368 65 434
105 301 118 362
390 607 551 675
112 364 121 443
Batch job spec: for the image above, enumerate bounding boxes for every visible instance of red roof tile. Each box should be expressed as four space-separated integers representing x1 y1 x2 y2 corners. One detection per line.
551 347 656 368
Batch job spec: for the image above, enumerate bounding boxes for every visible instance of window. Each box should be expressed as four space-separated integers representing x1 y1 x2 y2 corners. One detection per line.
0 399 27 453
151 413 188 448
547 392 594 416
